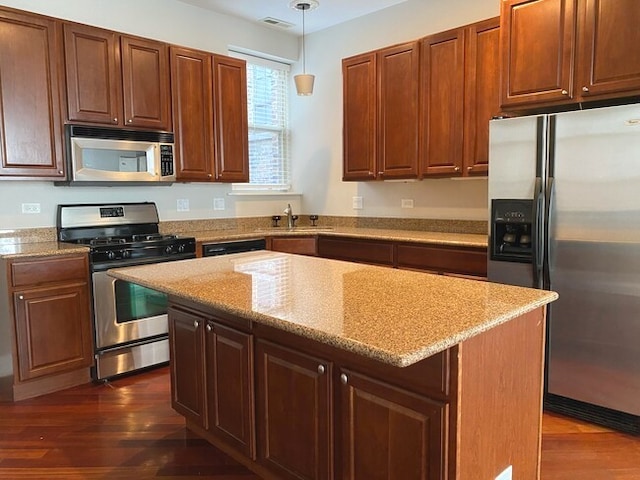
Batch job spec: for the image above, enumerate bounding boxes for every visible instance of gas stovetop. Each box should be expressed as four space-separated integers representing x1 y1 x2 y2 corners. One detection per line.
57 202 196 268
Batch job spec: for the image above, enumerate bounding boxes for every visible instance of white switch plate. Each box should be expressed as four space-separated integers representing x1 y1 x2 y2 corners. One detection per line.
213 198 225 211
401 199 414 208
21 203 41 214
177 199 190 212
495 465 512 480
352 196 363 210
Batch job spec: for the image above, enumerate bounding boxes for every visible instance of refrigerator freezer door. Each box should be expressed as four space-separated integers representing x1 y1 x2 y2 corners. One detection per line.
547 104 640 415
487 115 545 287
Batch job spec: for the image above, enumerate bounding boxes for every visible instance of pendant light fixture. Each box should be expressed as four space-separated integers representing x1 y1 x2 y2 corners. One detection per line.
290 0 319 95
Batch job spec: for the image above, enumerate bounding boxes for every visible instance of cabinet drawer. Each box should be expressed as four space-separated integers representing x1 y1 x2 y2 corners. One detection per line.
396 243 487 277
11 255 88 287
270 236 318 256
318 237 394 266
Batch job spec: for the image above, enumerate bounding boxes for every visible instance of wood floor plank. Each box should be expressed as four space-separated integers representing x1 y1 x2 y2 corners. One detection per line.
0 367 637 479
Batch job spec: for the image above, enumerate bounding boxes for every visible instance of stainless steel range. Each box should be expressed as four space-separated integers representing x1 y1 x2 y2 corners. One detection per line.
57 202 196 380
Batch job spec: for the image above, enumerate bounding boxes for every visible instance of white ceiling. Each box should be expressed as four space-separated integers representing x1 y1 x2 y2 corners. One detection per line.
176 0 410 35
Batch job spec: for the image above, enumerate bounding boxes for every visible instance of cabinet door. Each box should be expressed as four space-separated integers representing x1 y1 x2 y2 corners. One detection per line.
338 369 447 480
205 321 255 458
577 0 640 99
342 53 377 181
420 28 465 177
13 282 92 381
269 236 318 256
500 0 577 107
212 55 249 182
121 36 172 130
63 23 121 125
463 18 500 177
170 47 215 181
168 307 207 428
0 9 65 178
256 340 332 480
377 42 420 179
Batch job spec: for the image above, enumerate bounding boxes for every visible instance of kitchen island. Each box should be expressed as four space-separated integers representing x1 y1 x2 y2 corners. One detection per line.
109 251 557 480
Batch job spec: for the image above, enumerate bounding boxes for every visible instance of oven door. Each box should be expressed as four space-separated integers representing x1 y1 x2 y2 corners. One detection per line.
92 270 168 350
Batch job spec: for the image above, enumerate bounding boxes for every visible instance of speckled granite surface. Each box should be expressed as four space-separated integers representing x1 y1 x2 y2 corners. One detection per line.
109 251 556 367
0 242 89 259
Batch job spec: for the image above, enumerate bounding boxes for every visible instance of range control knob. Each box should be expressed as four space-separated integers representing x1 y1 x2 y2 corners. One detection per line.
107 251 116 260
177 244 185 254
122 250 131 259
164 245 174 255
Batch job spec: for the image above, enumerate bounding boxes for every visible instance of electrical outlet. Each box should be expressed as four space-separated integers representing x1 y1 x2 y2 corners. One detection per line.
176 199 189 212
401 199 414 208
213 198 225 211
352 196 363 210
495 465 512 480
21 203 41 214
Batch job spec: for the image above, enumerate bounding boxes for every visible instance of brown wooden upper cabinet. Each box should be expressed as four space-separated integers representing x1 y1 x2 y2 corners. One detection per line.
500 0 640 109
170 48 249 182
0 8 65 178
63 23 172 131
343 42 420 181
420 17 500 177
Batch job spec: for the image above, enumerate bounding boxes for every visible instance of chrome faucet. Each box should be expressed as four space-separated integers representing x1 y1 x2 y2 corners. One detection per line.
284 203 294 229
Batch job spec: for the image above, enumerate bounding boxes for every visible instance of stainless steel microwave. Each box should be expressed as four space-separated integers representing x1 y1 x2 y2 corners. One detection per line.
59 125 175 185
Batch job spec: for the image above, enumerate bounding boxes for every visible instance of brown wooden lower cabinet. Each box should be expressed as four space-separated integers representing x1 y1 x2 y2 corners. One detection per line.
268 236 318 256
255 340 332 480
338 369 447 480
317 236 395 266
1 254 93 401
169 299 545 480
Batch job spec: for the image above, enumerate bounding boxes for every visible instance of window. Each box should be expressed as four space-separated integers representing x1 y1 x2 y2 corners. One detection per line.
232 52 291 191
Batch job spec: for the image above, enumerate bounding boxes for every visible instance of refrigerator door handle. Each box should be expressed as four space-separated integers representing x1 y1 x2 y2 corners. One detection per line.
532 176 544 288
544 176 555 289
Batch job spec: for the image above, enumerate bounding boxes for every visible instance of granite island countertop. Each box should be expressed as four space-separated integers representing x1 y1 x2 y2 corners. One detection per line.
108 251 556 367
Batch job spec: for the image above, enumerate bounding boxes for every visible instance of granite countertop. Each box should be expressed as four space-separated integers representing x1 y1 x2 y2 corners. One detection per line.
108 251 556 367
191 226 488 248
0 241 89 259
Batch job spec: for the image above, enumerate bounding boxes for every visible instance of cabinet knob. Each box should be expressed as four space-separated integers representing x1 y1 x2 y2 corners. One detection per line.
561 89 569 96
113 118 118 123
193 320 199 328
467 166 473 172
127 119 133 124
317 364 325 375
206 324 212 333
378 171 383 175
58 170 64 175
207 173 212 178
18 295 24 300
454 166 460 172
340 373 348 385
582 86 590 93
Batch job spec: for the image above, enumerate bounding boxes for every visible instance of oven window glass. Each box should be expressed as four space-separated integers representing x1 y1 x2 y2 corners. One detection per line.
114 280 167 323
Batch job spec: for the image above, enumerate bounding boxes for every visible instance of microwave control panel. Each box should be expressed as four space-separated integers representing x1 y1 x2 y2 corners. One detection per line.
160 144 174 177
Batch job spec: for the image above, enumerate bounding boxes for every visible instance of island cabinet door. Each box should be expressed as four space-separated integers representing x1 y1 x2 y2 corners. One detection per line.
255 340 332 480
168 307 207 429
337 369 448 480
205 321 255 459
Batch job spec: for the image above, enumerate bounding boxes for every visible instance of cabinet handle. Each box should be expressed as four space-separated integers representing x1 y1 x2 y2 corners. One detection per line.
317 364 325 375
113 118 118 123
58 170 64 175
378 171 383 175
454 166 460 172
340 373 348 385
127 119 133 124
561 89 569 95
467 166 473 172
18 295 24 300
206 324 212 333
207 173 212 178
193 320 199 328
582 86 590 93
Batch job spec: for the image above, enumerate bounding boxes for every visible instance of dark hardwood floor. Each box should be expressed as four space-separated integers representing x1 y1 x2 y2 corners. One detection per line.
0 367 638 479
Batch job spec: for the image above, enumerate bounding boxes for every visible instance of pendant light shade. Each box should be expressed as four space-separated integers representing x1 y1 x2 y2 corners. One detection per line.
290 0 319 96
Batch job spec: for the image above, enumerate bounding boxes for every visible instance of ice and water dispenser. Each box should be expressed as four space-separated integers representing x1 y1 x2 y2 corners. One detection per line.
490 199 533 263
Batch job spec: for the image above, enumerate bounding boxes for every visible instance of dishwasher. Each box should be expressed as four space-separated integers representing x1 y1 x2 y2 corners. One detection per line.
202 238 267 257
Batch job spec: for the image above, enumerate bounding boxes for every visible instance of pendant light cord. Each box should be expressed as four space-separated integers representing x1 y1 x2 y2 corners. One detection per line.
301 5 306 73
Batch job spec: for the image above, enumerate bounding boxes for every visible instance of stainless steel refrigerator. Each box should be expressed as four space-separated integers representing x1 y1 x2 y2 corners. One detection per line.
487 103 640 431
